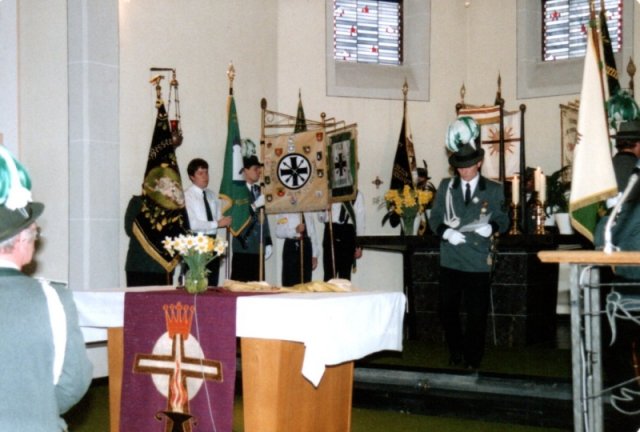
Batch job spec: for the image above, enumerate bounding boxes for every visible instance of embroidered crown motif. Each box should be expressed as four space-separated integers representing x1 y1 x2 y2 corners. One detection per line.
163 302 194 339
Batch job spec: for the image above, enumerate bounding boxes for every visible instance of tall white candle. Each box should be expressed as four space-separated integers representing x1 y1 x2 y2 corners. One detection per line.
539 172 546 203
534 167 542 193
512 174 519 205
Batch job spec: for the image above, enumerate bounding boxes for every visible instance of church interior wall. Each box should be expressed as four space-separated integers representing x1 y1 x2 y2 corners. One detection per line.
8 0 640 292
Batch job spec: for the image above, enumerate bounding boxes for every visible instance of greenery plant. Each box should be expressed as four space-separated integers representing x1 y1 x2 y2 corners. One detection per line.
546 166 572 214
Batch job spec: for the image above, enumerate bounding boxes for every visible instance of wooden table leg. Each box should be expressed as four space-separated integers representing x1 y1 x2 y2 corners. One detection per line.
241 337 354 432
107 327 123 432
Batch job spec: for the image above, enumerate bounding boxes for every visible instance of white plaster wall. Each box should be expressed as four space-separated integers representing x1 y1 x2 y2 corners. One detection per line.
12 0 640 290
119 0 279 286
0 0 18 154
18 0 69 281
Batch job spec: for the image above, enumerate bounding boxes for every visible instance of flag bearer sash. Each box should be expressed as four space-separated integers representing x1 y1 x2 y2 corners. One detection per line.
120 290 237 432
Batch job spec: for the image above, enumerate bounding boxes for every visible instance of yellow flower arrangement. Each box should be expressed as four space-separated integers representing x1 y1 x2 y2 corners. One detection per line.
383 185 433 234
163 233 227 293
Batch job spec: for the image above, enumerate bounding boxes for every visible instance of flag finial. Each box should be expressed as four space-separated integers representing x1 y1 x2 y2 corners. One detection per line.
628 57 636 96
227 62 236 93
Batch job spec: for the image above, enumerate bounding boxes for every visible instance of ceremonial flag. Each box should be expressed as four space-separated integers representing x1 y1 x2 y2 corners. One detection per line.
384 98 416 228
569 17 617 242
133 101 186 272
599 3 620 98
294 91 307 133
457 105 522 180
389 98 415 190
263 130 329 213
219 94 252 237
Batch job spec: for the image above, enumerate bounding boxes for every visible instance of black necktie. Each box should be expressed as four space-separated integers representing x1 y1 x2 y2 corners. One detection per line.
339 204 348 223
464 183 471 205
252 184 260 200
203 190 213 221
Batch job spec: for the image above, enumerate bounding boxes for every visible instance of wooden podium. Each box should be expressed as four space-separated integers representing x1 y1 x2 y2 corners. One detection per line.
107 330 354 432
538 250 640 432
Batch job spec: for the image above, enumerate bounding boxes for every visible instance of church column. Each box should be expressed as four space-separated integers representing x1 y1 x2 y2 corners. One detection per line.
68 0 120 290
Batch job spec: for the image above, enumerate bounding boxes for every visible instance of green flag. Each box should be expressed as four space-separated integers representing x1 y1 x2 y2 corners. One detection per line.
569 16 617 242
219 94 251 236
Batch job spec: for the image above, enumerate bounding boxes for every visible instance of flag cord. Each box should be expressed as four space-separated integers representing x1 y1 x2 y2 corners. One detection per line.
192 293 219 432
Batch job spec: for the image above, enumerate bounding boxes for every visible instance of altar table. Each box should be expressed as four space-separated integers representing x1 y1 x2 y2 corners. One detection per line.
73 287 406 432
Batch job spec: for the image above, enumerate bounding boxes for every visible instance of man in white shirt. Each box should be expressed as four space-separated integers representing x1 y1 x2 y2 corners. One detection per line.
184 158 231 286
275 212 319 286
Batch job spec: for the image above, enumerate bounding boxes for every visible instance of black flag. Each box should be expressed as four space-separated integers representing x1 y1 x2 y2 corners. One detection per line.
600 5 620 96
295 90 307 133
133 101 187 272
390 106 415 190
385 97 416 228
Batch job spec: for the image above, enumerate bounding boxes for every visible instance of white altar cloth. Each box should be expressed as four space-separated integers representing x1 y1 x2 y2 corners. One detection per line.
72 287 405 386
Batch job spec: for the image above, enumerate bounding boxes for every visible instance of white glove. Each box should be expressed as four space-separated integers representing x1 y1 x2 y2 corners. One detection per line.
474 224 493 238
253 194 265 210
443 228 466 245
265 245 273 260
606 192 621 209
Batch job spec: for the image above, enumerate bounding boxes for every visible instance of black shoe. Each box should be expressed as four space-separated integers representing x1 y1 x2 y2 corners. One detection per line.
448 354 463 366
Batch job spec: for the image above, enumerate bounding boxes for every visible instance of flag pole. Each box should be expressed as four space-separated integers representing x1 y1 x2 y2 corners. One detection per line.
299 213 305 283
224 64 235 281
259 98 267 282
295 90 307 284
322 110 337 279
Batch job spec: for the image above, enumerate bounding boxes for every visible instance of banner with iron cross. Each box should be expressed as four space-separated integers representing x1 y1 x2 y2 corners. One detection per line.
327 125 358 203
262 129 329 213
120 290 238 432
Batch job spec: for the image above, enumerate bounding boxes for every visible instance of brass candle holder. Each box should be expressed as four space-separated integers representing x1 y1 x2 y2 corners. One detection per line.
508 202 521 235
534 199 547 235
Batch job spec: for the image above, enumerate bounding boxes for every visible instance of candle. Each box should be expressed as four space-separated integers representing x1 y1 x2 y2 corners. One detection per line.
512 174 519 205
534 167 542 193
539 172 546 203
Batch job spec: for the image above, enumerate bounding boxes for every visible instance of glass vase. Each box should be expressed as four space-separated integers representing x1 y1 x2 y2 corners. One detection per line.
184 269 208 294
401 214 416 236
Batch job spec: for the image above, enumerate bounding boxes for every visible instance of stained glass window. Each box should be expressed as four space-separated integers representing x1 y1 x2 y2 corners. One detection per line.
333 0 402 65
543 0 622 61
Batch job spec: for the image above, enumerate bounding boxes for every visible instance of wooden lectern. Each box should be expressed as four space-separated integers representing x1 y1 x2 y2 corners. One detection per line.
538 250 640 432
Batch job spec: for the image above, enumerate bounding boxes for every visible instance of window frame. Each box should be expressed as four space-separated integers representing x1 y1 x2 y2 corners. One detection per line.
326 0 430 101
517 0 634 99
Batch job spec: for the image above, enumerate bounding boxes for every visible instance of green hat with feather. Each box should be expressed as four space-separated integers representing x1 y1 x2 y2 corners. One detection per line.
0 146 44 242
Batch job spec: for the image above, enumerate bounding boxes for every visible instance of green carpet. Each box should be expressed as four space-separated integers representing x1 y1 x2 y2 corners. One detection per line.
65 337 572 431
65 380 568 432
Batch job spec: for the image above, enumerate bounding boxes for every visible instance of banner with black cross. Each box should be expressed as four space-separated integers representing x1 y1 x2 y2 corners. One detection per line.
326 125 358 203
262 129 329 214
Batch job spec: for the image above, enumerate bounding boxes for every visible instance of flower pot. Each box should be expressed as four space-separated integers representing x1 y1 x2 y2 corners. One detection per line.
554 213 574 235
185 269 208 294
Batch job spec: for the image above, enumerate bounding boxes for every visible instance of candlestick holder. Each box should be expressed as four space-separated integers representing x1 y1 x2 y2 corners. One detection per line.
508 202 521 235
534 199 546 235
